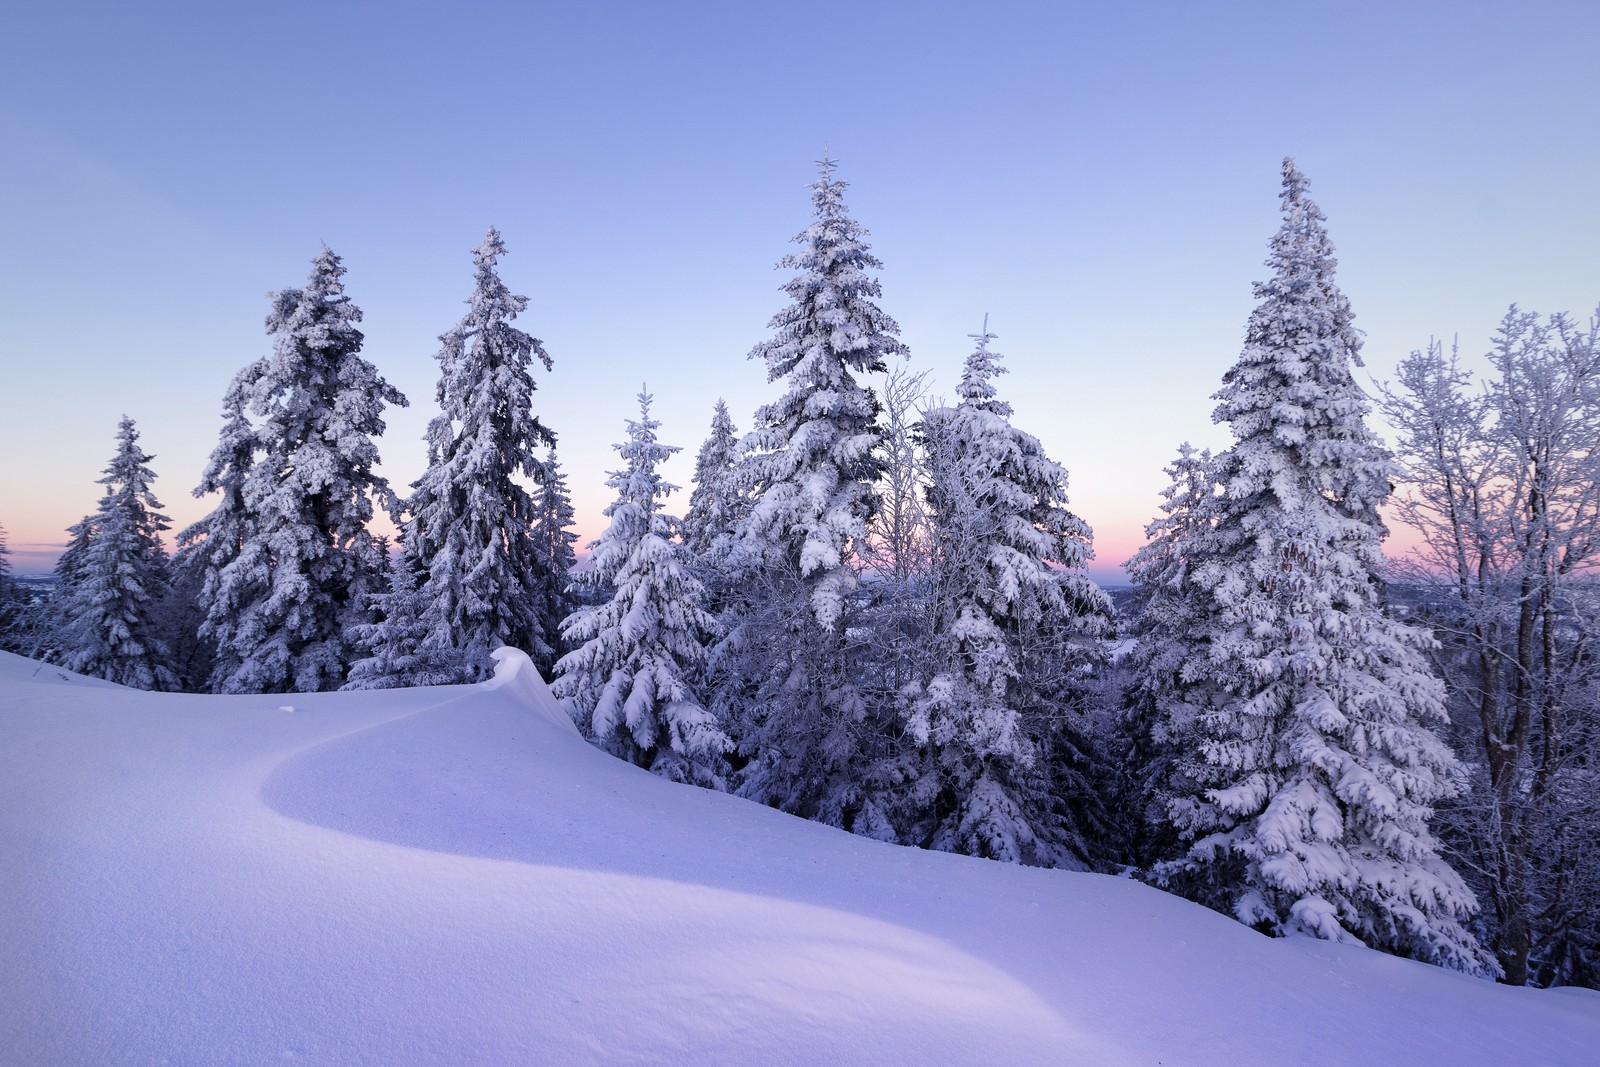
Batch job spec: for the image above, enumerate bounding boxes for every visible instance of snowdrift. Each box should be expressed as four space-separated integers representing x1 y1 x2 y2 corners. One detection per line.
1 648 1595 1065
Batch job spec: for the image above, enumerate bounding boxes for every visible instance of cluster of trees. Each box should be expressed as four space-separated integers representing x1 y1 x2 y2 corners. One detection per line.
5 157 1597 988
1376 314 1600 986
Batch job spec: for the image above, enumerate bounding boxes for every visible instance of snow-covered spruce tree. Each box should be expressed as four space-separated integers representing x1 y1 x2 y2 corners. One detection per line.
904 323 1110 865
555 389 729 786
177 373 260 691
27 515 100 665
53 517 97 594
0 521 27 652
342 547 440 690
52 416 178 690
1123 442 1222 868
154 540 212 693
719 156 909 833
195 245 406 694
1140 159 1490 973
681 399 747 557
530 447 579 675
0 523 13 645
373 228 556 686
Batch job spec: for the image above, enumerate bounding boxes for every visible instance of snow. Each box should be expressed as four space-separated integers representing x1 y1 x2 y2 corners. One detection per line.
2 648 1596 1065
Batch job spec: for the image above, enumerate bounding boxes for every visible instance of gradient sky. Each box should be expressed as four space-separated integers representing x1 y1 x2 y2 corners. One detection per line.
3 1 1598 582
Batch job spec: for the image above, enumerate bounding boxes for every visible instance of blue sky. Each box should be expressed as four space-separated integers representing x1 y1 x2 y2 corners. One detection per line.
3 1 1598 580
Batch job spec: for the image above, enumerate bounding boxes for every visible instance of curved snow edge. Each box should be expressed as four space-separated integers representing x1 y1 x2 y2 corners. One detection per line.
484 646 580 736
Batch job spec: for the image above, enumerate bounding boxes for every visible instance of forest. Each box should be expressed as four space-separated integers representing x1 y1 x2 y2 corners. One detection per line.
2 156 1596 992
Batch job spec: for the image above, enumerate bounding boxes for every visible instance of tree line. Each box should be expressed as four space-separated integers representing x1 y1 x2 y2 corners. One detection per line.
2 156 1596 989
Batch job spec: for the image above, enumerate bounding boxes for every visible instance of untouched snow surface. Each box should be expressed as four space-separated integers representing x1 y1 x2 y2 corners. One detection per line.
2 649 1596 1066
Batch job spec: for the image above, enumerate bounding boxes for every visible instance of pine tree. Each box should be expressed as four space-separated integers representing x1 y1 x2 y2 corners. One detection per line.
906 322 1110 865
195 245 407 694
720 155 909 831
52 417 178 689
682 399 747 556
179 373 260 687
156 538 212 692
0 521 25 652
54 517 97 593
28 515 99 665
343 549 444 689
387 227 556 685
1123 443 1222 867
1137 159 1489 973
555 389 729 786
530 446 579 676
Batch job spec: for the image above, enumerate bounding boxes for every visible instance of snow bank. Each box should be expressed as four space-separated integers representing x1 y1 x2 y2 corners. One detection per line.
1 649 1595 1065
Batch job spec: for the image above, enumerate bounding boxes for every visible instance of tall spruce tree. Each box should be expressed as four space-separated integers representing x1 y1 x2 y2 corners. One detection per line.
194 245 406 694
52 417 177 690
1132 159 1489 973
383 228 556 684
720 156 908 832
906 323 1110 865
555 389 728 786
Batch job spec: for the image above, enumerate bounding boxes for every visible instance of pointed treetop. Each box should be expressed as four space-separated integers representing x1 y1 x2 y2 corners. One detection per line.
966 312 994 348
1274 155 1332 252
268 244 361 339
956 315 1010 415
309 242 344 282
625 385 667 459
1213 158 1373 493
801 150 853 233
475 226 508 268
1280 156 1311 207
635 383 653 423
100 414 163 502
621 385 663 463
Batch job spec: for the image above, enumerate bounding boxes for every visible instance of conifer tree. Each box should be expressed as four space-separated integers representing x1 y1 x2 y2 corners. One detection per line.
555 389 729 786
530 446 579 676
52 417 178 690
1123 442 1220 866
1134 159 1489 973
343 550 442 689
29 516 99 665
0 522 38 655
54 517 97 594
179 374 260 685
387 228 556 684
194 245 406 694
721 155 908 831
0 521 19 651
682 399 746 556
906 323 1110 864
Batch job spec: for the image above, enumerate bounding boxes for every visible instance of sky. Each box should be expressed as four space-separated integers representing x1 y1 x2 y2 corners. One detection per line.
3 0 1598 582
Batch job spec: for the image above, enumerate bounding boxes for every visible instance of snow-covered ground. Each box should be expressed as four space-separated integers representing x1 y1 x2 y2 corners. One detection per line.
2 649 1596 1066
